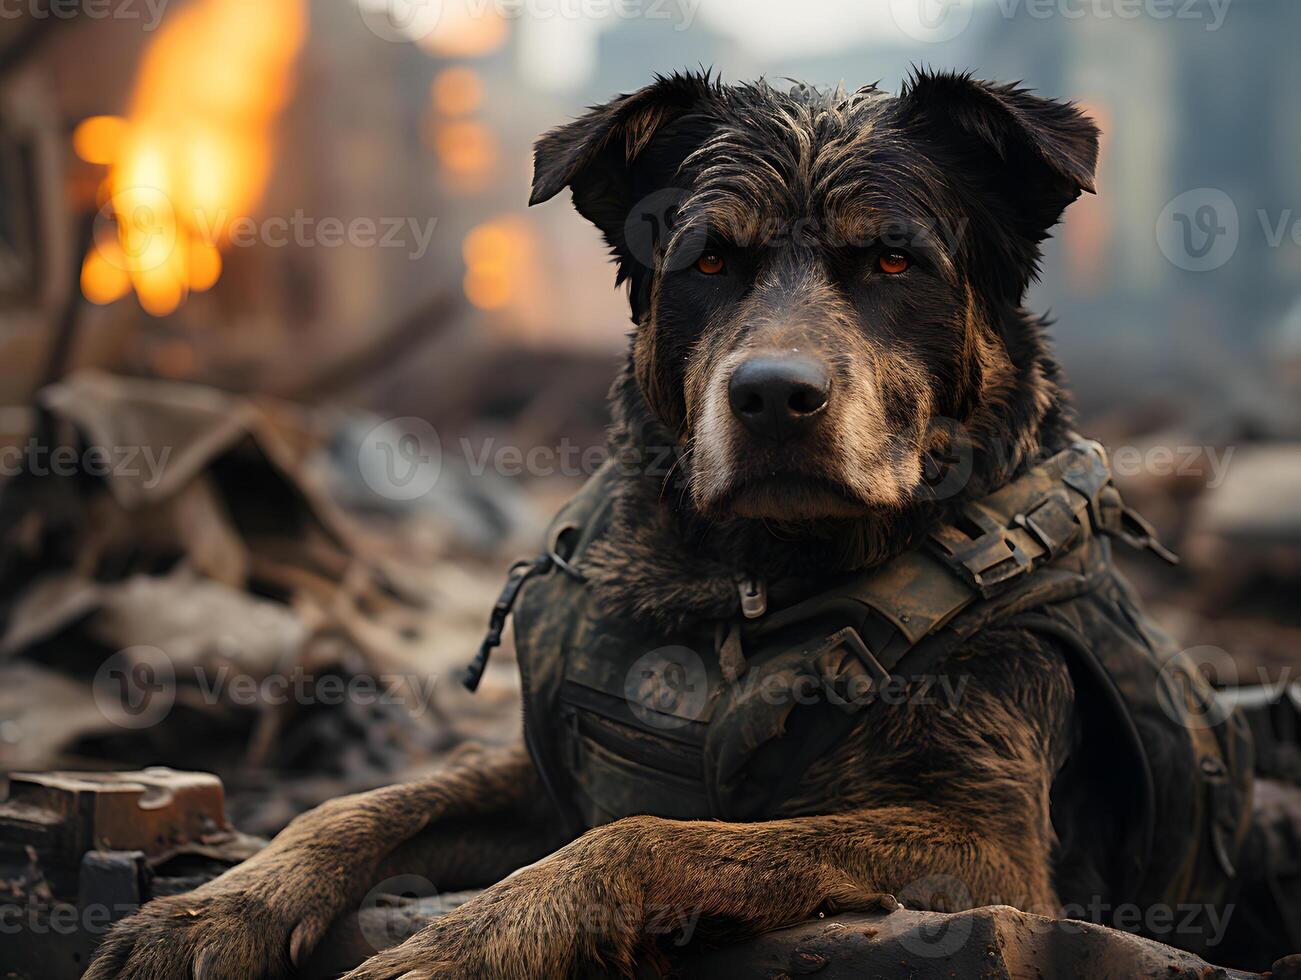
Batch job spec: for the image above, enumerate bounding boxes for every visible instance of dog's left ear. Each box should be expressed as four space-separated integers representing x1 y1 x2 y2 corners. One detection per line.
898 70 1098 287
530 71 717 317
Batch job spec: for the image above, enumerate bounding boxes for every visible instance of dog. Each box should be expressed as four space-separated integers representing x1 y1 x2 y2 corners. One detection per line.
85 69 1259 979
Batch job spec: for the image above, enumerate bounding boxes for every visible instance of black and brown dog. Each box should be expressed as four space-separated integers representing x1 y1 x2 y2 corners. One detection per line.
85 70 1264 979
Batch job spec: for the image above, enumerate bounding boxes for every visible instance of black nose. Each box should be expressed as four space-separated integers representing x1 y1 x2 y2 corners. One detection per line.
727 355 831 443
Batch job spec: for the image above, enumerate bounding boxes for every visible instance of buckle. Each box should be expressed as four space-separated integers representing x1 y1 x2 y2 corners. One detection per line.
929 528 1034 597
1016 492 1081 557
1060 442 1111 500
814 627 891 713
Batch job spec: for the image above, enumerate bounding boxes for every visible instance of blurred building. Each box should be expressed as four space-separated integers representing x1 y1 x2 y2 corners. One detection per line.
2 0 1298 439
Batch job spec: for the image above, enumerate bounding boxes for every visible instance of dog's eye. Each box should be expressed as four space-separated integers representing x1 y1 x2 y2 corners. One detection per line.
695 253 725 275
877 251 910 275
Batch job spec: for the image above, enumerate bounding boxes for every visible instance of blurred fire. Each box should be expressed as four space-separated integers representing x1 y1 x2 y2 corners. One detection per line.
431 67 483 117
463 217 537 314
75 0 306 317
426 63 497 194
433 120 497 178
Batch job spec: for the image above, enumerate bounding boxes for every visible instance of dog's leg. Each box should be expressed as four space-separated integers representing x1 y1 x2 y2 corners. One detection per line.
83 743 566 980
340 806 1057 980
344 630 1071 979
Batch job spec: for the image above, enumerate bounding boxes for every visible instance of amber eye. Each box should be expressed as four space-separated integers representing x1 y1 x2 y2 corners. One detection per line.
877 251 910 275
695 253 725 275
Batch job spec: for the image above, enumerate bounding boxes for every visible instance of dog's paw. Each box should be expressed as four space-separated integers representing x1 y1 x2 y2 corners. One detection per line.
817 870 901 916
340 930 461 980
340 897 581 980
82 887 326 980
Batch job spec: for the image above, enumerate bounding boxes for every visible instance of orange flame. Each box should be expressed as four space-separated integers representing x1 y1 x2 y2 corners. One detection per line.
77 0 305 316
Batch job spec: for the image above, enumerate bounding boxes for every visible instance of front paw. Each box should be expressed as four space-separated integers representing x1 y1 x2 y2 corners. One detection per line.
340 920 466 980
340 870 598 980
83 886 326 980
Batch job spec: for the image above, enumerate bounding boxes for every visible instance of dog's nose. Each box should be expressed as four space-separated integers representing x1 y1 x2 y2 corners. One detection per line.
728 355 830 443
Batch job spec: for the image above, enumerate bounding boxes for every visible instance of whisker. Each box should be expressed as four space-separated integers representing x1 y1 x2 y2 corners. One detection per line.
660 441 694 504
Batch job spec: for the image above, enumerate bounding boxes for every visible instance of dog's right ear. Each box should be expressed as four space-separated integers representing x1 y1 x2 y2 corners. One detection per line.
529 72 717 308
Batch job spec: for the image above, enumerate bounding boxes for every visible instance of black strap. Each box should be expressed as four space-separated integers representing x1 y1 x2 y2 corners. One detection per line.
462 461 617 693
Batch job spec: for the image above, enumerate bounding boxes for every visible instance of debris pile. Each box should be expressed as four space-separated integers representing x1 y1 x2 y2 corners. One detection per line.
0 371 530 836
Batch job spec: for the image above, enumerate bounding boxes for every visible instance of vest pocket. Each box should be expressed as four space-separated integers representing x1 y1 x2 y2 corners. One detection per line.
558 681 713 825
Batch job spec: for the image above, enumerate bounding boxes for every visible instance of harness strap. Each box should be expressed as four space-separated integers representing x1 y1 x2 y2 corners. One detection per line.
703 440 1175 818
840 440 1124 655
926 440 1121 598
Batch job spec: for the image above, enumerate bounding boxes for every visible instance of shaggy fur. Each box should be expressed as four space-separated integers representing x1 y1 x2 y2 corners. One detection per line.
86 69 1107 979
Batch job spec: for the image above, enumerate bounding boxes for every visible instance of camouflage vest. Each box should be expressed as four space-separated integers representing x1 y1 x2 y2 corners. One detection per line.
466 439 1252 945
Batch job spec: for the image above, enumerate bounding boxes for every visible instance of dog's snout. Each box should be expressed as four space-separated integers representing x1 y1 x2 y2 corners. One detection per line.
727 355 831 443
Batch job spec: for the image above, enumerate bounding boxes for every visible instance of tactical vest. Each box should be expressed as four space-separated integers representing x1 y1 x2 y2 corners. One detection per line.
465 439 1253 951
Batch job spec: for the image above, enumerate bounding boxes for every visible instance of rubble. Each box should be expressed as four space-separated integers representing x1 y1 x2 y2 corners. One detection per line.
0 371 526 836
0 769 261 980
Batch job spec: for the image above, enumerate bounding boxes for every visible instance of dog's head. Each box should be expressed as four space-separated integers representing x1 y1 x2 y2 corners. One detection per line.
530 71 1097 522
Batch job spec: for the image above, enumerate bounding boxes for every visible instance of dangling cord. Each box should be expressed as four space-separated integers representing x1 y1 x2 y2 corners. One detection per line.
462 555 551 692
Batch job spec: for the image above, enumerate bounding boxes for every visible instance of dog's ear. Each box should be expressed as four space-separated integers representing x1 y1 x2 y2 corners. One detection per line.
898 69 1099 290
530 71 717 316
